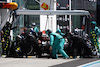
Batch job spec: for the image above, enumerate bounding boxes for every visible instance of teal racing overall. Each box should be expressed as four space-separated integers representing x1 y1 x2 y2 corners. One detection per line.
50 33 69 58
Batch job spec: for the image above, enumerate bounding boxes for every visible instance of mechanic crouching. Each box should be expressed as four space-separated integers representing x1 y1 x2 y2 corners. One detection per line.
46 29 69 59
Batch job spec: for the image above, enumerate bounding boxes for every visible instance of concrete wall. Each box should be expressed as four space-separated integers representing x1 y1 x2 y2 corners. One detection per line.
0 10 1 25
0 0 12 23
0 9 8 23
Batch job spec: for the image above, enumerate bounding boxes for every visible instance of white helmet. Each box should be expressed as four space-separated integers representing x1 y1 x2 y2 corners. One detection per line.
32 23 36 26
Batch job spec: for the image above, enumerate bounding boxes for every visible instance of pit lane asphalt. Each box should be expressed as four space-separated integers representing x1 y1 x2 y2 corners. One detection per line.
51 58 99 67
0 55 99 67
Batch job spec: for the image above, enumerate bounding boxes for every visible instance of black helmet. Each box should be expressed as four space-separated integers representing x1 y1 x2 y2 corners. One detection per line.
46 29 52 35
6 22 11 27
6 22 11 25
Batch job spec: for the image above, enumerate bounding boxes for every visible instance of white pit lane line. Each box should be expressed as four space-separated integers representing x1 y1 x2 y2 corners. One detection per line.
77 60 100 67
